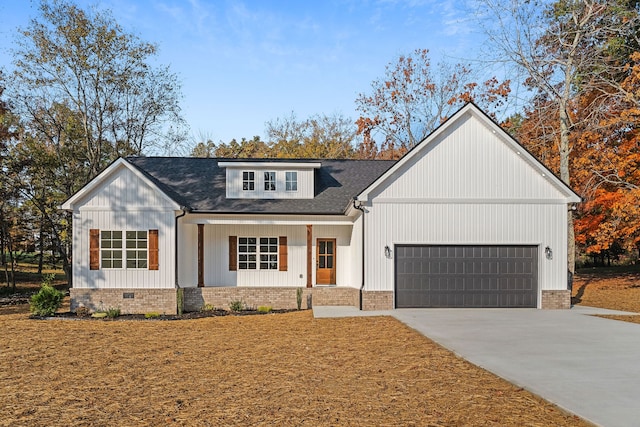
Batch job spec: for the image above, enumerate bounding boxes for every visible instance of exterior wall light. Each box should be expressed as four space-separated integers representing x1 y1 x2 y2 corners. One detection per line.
384 245 392 258
545 246 553 260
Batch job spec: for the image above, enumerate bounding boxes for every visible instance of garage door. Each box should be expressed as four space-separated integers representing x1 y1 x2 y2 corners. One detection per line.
395 245 538 308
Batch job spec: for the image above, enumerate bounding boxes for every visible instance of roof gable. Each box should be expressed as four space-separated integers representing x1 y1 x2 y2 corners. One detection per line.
60 158 181 211
357 103 581 203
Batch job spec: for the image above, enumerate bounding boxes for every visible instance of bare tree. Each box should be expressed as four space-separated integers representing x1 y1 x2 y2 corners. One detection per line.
355 49 510 154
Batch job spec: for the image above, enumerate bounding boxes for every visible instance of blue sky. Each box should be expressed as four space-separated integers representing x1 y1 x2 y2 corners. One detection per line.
0 0 487 144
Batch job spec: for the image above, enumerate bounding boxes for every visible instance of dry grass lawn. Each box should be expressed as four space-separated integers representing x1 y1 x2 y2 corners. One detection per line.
0 304 588 426
573 270 640 324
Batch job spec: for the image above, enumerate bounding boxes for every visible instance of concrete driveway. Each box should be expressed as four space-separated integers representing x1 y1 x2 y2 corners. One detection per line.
390 306 640 427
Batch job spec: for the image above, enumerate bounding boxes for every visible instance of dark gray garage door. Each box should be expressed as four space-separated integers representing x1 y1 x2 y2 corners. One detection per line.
395 245 538 308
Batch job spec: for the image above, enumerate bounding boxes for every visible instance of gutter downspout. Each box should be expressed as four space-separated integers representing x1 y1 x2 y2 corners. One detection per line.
353 197 365 310
175 206 189 288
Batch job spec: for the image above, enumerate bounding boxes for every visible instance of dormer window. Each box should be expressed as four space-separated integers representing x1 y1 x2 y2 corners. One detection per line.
286 171 297 191
219 161 320 199
242 171 255 191
264 171 276 191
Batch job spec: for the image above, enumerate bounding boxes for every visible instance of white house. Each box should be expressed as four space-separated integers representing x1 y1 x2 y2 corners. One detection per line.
61 103 581 314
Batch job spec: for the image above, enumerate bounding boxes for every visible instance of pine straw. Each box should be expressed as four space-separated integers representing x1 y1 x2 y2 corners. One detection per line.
573 272 640 324
0 308 588 427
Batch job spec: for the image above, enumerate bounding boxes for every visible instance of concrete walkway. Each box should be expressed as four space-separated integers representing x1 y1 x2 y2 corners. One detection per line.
313 305 640 427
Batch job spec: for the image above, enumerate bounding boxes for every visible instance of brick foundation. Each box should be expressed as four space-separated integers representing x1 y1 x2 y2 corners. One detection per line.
541 290 571 309
71 287 567 313
183 286 360 312
312 287 360 307
70 288 178 315
361 291 394 310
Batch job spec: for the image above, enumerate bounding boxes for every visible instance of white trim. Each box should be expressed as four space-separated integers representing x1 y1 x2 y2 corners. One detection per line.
182 214 354 226
372 198 572 205
356 103 581 204
392 241 543 246
79 206 178 212
219 161 321 169
60 157 181 211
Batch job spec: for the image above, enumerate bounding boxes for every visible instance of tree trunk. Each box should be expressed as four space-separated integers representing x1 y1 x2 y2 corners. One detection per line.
7 232 15 292
558 100 575 277
37 211 45 274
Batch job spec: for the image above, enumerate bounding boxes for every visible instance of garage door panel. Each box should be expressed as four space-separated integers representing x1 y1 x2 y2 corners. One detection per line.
395 245 538 308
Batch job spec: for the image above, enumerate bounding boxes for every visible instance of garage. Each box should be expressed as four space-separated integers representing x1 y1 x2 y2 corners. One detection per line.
395 245 538 308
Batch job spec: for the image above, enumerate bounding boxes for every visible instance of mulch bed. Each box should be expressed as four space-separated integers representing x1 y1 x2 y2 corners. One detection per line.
0 305 589 426
30 308 300 321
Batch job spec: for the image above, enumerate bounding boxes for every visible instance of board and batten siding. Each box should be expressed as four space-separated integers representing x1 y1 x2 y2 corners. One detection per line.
178 221 358 288
365 203 567 295
362 111 574 305
72 164 178 209
71 165 177 290
225 168 314 199
371 113 568 202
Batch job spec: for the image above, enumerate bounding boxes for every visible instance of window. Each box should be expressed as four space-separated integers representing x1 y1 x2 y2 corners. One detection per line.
101 231 122 268
285 171 297 191
93 229 156 270
238 237 278 270
259 237 278 270
242 171 254 191
264 171 276 191
238 237 257 269
126 231 148 269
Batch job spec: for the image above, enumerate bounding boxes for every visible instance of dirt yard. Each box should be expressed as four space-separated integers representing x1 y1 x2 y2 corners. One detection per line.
0 305 588 427
573 270 640 324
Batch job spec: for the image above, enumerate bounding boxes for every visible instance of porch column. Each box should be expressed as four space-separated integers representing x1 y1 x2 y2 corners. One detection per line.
197 224 204 287
306 225 312 288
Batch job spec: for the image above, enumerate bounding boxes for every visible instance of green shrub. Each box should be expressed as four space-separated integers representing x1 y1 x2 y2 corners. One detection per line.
201 303 215 312
144 312 161 319
75 306 90 317
229 299 245 312
30 284 65 316
105 307 121 318
257 305 272 313
41 273 56 287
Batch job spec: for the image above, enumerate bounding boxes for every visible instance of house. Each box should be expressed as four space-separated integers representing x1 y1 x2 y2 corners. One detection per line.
61 103 581 314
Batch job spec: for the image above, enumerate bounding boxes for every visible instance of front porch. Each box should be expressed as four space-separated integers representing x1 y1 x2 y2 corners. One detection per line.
178 215 362 289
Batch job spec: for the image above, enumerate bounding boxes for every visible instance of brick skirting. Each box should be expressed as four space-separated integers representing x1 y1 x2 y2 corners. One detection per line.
312 287 360 308
541 290 571 309
362 291 394 310
70 288 177 315
183 286 361 311
71 287 568 313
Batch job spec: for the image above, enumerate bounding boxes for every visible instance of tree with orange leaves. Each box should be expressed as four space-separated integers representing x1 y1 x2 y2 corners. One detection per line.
572 51 640 261
480 0 640 272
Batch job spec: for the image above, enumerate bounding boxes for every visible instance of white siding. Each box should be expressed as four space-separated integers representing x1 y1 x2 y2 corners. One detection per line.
75 166 177 209
349 215 364 289
177 221 358 288
370 114 568 201
73 210 176 289
363 112 573 307
365 203 567 300
226 168 314 199
72 165 177 290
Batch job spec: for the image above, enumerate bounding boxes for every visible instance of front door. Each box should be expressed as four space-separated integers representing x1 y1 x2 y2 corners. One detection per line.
316 238 336 285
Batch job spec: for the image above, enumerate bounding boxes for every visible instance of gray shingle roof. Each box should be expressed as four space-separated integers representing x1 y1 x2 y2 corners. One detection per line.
126 157 396 214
